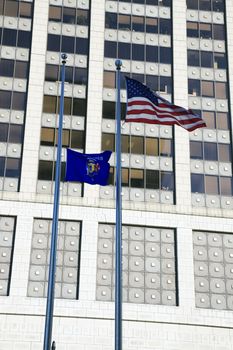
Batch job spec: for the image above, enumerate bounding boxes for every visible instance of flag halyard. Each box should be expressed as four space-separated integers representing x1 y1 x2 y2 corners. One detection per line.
125 77 206 132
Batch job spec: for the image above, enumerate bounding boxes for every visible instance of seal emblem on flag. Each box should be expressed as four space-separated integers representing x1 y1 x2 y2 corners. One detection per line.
86 158 100 177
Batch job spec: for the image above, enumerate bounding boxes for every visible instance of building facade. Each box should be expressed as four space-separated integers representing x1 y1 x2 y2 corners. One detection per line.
0 0 233 348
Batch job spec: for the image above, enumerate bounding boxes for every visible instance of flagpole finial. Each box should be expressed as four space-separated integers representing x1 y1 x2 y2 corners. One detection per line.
115 59 122 70
61 53 67 64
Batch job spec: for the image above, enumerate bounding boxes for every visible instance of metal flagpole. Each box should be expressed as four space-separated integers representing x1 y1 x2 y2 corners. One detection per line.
115 59 123 350
43 53 67 350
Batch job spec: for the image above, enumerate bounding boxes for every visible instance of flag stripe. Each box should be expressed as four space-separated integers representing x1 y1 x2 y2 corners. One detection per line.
125 77 206 132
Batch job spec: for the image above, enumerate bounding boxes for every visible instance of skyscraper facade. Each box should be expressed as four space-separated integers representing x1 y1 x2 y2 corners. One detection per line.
0 0 233 348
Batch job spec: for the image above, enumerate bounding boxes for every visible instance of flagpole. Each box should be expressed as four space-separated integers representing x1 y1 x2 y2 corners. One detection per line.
43 53 67 350
115 59 122 350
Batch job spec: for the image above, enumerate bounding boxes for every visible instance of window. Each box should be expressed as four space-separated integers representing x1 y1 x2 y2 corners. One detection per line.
5 158 21 178
146 18 158 34
17 30 31 48
77 9 89 25
0 91 11 109
190 141 203 159
49 6 62 22
204 143 218 161
61 36 75 54
202 111 216 129
146 170 159 189
188 50 200 67
132 44 144 61
41 128 55 146
70 130 84 149
0 59 14 77
132 16 144 32
105 12 117 29
12 92 26 110
43 96 57 114
146 75 159 92
19 2 33 18
2 28 17 46
103 71 115 88
146 46 158 63
15 61 29 79
215 82 228 99
74 68 87 85
8 125 24 143
213 0 224 12
0 124 8 142
187 0 198 9
45 64 59 82
216 112 229 130
218 144 231 162
205 175 219 195
188 79 201 96
130 169 144 188
161 172 174 191
214 53 226 69
104 41 117 58
160 19 171 35
187 22 199 38
4 0 18 17
73 98 86 116
102 101 115 119
220 177 232 196
47 34 60 52
75 38 89 55
122 135 130 153
131 136 144 154
38 160 53 180
145 138 159 156
201 52 213 68
118 42 130 60
191 174 204 193
122 168 129 187
102 133 115 152
63 7 76 24
200 23 212 39
213 24 225 40
159 139 173 157
199 0 211 11
119 14 131 31
160 47 172 64
201 81 214 97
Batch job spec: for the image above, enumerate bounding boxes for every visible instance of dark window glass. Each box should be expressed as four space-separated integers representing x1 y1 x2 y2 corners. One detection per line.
5 0 18 17
76 9 89 25
12 92 26 110
131 73 144 84
47 34 60 52
118 15 131 31
17 30 31 48
160 77 172 94
49 6 62 22
187 0 198 9
41 128 55 146
0 91 11 109
201 81 214 97
56 162 66 181
38 160 53 180
108 167 114 186
102 133 115 152
159 139 173 157
160 0 171 5
0 123 8 142
122 168 129 187
130 169 144 188
146 45 158 63
0 0 4 15
5 158 21 178
145 138 158 156
0 59 14 77
0 157 5 176
146 170 159 189
200 23 212 39
61 36 75 53
8 124 24 143
201 52 213 68
122 135 130 153
188 50 200 67
54 129 70 147
63 7 76 24
218 144 231 162
146 18 158 33
161 172 174 191
104 41 117 58
214 53 227 69
43 95 57 113
220 177 232 196
2 28 17 46
103 71 115 88
19 2 33 18
121 102 126 120
203 111 216 129
188 79 201 96
190 141 203 159
58 97 71 115
118 42 131 60
76 38 89 55
74 68 87 85
146 0 158 4
62 66 73 83
213 0 224 12
206 175 219 195
187 22 199 37
160 47 172 64
105 12 117 29
103 101 115 119
73 98 86 116
131 136 144 154
199 0 211 11
191 174 204 193
204 142 218 161
70 130 84 149
213 24 225 40
15 61 28 79
216 112 229 130
160 19 171 35
45 64 59 82
132 16 144 32
215 82 228 99
146 75 158 92
132 44 144 61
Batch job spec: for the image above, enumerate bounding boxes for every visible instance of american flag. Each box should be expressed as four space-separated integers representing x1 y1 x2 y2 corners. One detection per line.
125 77 206 132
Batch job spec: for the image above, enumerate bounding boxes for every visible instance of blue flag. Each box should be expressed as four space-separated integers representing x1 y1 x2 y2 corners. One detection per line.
65 148 112 186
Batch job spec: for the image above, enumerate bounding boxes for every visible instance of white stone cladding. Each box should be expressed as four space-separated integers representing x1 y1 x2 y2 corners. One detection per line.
0 0 233 349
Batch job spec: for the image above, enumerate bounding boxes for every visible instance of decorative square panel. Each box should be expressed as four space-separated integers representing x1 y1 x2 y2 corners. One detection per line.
28 218 81 299
96 224 177 306
0 216 16 296
193 231 233 310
